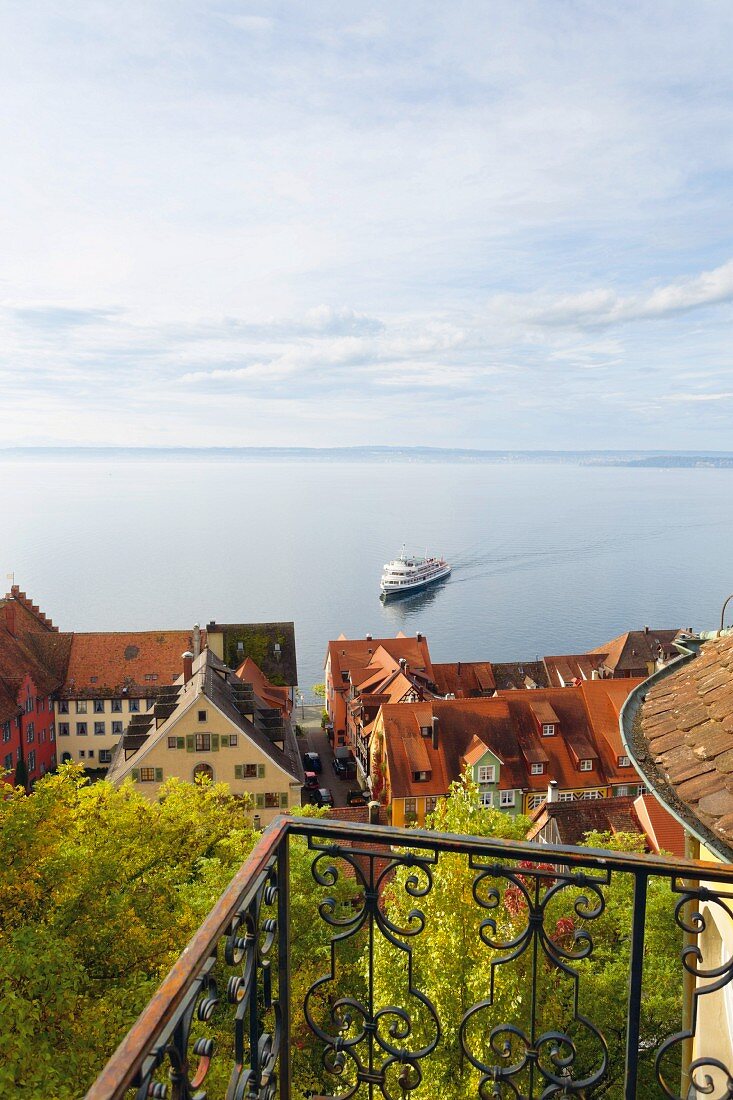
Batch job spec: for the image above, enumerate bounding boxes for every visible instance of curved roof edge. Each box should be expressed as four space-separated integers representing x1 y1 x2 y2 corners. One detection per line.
619 632 733 864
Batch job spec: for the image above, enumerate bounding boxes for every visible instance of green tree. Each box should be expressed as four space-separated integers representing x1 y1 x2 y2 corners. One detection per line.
364 776 683 1099
0 765 259 1096
311 683 325 699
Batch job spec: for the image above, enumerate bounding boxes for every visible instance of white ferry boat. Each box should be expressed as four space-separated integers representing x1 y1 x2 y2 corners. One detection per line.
380 546 451 598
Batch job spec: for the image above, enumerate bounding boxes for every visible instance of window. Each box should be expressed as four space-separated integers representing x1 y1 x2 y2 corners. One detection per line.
425 796 438 813
76 722 87 736
168 736 185 749
38 698 45 711
90 676 98 684
49 726 55 742
229 734 238 747
111 699 122 713
404 798 416 814
420 725 431 737
112 722 123 736
93 700 105 713
195 733 211 752
88 749 95 759
264 792 283 808
527 793 545 810
4 752 13 771
477 765 495 784
139 768 156 782
637 784 647 796
39 727 46 743
58 700 69 714
99 750 112 764
618 755 631 767
235 763 263 779
499 790 515 807
131 766 163 782
413 770 429 782
26 722 34 742
2 722 9 742
76 700 87 714
530 762 544 775
144 673 158 682
193 762 214 782
198 710 207 722
558 792 574 803
479 791 493 807
28 751 36 772
94 722 105 736
582 790 603 800
59 723 69 737
128 699 140 713
579 759 593 772
541 723 555 737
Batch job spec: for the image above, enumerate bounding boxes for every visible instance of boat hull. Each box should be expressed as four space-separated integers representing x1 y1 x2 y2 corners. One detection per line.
380 565 451 599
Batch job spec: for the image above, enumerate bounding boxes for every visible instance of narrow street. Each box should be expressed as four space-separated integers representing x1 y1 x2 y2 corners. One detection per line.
295 703 360 808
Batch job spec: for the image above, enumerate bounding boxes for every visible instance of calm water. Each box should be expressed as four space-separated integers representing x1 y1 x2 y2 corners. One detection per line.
2 456 732 698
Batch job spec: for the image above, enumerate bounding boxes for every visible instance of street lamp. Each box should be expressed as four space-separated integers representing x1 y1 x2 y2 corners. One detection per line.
296 690 305 719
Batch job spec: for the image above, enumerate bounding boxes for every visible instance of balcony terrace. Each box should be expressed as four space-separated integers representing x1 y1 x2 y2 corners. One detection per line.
87 817 733 1100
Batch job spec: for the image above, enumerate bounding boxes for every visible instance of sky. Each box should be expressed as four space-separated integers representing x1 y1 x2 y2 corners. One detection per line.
2 1 733 449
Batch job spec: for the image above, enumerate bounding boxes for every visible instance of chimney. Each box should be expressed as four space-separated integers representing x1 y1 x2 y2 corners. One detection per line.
368 800 380 825
547 780 558 804
416 631 423 642
193 624 201 659
591 669 600 680
644 625 649 635
366 633 372 641
399 657 407 673
182 651 194 684
432 715 439 751
457 661 461 676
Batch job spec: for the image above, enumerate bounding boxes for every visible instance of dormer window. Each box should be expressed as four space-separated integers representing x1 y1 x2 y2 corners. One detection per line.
413 770 430 782
530 762 545 775
420 726 431 737
618 755 630 767
579 759 593 772
477 765 496 784
198 710 207 722
542 723 555 737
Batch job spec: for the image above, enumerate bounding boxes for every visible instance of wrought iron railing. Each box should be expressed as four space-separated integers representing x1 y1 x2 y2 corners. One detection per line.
86 817 733 1099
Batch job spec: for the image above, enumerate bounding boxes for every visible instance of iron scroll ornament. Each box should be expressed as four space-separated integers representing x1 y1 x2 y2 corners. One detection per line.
132 863 282 1100
459 857 610 1099
656 882 733 1100
303 838 441 1099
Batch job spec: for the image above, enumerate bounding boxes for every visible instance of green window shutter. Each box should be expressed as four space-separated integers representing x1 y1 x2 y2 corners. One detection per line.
234 764 243 780
279 792 288 808
155 768 163 782
211 734 220 751
131 768 139 781
256 793 265 809
176 737 184 749
186 735 194 753
257 763 265 778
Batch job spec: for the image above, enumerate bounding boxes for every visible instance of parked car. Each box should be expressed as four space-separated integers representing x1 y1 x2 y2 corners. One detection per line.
312 787 335 807
332 758 348 778
303 771 319 789
302 751 322 773
347 789 371 806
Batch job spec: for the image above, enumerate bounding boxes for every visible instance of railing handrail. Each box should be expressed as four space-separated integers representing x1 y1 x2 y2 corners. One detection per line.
85 818 289 1100
85 814 733 1099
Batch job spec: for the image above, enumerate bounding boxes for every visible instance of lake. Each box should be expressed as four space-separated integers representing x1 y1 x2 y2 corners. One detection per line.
2 454 732 698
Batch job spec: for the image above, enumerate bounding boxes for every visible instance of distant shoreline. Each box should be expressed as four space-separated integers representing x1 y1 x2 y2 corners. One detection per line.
2 446 733 469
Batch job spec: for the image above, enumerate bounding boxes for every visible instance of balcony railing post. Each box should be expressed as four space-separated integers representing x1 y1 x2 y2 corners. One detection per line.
278 831 291 1098
624 870 649 1099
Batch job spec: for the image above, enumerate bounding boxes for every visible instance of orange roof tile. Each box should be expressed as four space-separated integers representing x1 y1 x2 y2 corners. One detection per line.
633 794 686 857
62 631 196 697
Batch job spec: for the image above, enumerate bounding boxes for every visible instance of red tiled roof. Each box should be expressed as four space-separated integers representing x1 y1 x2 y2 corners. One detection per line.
526 796 643 846
327 634 435 686
235 657 290 715
432 661 496 697
592 628 682 674
633 793 686 857
61 631 196 697
580 677 640 758
635 633 733 858
544 654 607 687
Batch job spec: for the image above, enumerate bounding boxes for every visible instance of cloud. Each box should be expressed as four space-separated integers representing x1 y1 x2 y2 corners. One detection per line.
489 260 733 329
664 391 733 403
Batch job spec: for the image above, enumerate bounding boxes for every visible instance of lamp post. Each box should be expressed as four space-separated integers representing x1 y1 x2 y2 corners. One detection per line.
296 690 305 719
721 593 733 632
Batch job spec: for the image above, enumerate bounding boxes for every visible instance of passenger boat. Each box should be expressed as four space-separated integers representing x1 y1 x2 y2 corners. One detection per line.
380 546 451 598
